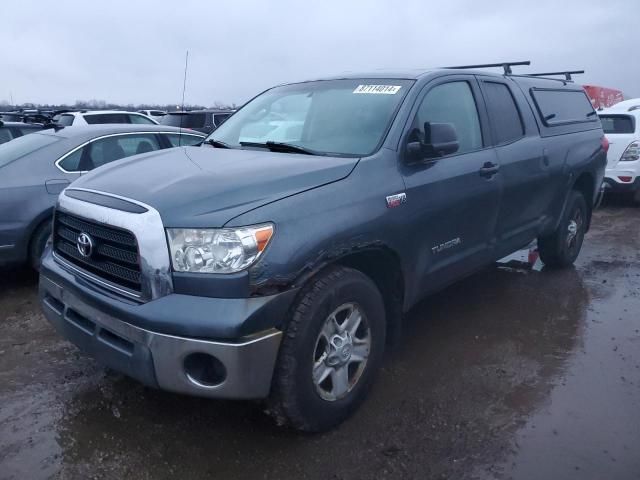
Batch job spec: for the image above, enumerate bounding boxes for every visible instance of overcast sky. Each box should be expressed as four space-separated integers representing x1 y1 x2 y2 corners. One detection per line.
1 0 638 106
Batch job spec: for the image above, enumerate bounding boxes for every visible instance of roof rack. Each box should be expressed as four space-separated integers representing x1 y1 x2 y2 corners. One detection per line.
445 61 531 75
528 70 585 81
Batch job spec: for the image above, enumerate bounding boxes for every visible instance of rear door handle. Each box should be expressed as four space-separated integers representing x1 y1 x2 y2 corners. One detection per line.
479 162 500 178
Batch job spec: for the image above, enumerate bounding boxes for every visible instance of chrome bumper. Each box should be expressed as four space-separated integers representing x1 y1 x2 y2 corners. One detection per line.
40 274 282 399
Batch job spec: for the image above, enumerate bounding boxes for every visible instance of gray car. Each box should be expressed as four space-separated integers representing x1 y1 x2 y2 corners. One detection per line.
0 124 205 268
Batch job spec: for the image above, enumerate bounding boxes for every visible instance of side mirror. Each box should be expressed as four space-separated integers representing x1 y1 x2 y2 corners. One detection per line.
405 122 460 162
424 122 459 158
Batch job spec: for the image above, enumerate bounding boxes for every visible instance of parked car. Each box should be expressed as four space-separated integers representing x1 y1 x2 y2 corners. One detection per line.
599 100 640 204
138 110 167 121
39 65 606 432
0 112 25 122
56 111 158 126
0 120 45 145
160 109 233 134
0 125 205 269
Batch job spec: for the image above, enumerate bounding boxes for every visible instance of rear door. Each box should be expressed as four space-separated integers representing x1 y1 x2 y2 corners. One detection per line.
599 114 637 166
399 76 502 293
478 76 548 253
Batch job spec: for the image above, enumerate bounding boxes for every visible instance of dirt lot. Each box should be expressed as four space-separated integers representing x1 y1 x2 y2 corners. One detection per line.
1 203 639 480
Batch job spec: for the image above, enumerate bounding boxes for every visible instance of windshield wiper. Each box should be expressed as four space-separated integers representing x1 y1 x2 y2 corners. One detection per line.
239 141 318 155
203 139 231 148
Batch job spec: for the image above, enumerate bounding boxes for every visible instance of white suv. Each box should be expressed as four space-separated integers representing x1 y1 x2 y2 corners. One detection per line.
55 110 158 126
599 99 640 204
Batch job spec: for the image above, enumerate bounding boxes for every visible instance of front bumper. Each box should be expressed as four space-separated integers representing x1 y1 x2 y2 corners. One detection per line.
39 252 290 400
0 244 20 266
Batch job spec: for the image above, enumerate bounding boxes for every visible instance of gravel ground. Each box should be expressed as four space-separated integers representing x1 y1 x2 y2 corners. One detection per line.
1 202 639 480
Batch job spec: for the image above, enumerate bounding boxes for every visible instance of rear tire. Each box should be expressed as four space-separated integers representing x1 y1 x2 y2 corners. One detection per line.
538 190 587 268
29 219 52 271
267 266 386 432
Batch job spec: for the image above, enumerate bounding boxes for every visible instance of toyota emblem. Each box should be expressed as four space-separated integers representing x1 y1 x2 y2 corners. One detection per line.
76 232 94 258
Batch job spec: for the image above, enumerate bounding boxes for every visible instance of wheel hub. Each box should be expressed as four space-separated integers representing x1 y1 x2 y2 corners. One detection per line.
326 332 353 367
567 214 582 248
312 302 371 402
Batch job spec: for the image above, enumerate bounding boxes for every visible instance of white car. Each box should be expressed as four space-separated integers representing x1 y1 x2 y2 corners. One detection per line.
599 100 640 204
55 110 158 127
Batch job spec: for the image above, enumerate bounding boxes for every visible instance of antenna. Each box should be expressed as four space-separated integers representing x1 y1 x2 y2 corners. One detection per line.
179 50 189 145
445 61 531 75
528 70 585 81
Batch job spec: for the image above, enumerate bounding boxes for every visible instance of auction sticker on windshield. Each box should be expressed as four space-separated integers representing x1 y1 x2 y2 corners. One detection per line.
353 85 402 94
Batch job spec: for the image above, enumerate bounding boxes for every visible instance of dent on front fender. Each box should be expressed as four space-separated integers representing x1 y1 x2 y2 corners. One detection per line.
249 239 391 296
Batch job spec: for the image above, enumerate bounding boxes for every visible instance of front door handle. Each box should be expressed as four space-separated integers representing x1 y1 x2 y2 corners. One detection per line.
479 162 500 178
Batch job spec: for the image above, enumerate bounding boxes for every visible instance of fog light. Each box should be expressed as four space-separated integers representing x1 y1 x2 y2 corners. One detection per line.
183 352 226 387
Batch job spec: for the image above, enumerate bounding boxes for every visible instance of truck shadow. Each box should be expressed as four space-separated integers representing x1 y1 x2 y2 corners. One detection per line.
54 263 588 479
0 265 38 291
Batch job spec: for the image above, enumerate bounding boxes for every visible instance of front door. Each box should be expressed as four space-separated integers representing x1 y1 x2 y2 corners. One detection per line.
399 77 502 303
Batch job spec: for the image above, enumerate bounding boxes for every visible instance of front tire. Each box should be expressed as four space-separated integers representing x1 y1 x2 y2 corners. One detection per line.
268 266 386 432
538 190 587 268
29 219 52 271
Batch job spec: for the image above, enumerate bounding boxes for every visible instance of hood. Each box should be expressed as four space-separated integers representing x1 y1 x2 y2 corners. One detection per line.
71 146 359 227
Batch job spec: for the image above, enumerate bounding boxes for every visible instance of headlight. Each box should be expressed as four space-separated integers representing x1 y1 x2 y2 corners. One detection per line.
166 224 274 274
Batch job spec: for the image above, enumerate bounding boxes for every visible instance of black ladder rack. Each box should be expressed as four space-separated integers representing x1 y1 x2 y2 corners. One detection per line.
445 61 531 75
528 70 585 81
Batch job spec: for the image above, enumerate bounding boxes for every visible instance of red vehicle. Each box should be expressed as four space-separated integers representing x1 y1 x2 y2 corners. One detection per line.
583 85 624 110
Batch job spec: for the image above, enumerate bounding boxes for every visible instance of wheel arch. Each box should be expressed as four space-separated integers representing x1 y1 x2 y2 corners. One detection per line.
572 172 595 230
286 245 406 346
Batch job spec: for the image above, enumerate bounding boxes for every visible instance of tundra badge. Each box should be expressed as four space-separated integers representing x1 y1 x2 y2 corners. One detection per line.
431 237 462 254
386 193 407 208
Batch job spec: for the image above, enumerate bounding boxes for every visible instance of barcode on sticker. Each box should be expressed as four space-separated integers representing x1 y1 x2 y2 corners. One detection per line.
353 85 402 95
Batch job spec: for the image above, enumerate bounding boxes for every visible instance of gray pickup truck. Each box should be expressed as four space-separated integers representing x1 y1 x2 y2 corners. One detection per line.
39 64 607 431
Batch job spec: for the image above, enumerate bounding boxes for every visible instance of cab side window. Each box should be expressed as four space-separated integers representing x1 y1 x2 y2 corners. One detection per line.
57 134 161 172
482 82 524 144
414 81 483 155
57 114 75 126
129 114 156 124
165 133 204 147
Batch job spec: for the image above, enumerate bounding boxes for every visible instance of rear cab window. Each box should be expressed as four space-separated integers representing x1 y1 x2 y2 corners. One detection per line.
599 115 635 134
530 89 597 126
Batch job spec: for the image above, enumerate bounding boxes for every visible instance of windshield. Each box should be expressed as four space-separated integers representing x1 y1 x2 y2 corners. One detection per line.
207 79 414 156
0 132 60 168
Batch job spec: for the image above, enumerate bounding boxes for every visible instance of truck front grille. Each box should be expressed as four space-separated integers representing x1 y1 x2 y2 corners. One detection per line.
53 211 142 293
